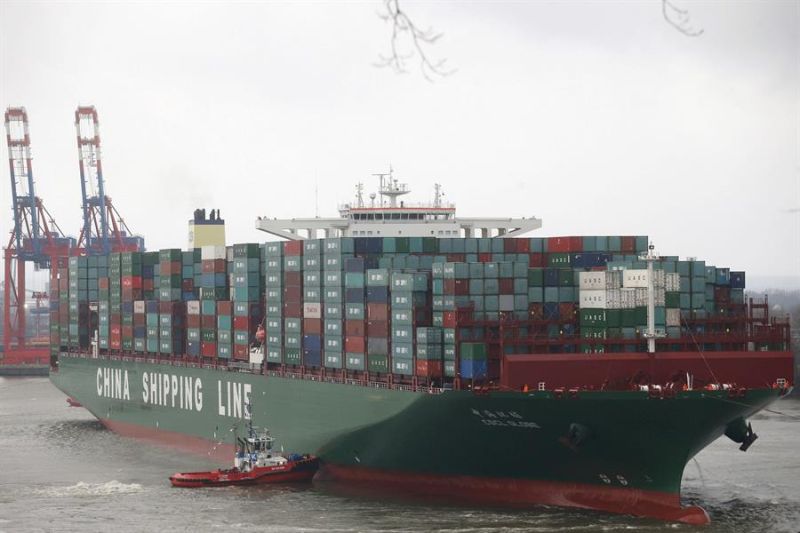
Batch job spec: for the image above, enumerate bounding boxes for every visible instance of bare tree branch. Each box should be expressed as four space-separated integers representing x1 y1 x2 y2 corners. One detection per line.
662 0 704 37
375 0 455 81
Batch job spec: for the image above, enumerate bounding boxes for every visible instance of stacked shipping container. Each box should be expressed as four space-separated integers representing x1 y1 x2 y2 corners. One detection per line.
49 236 750 384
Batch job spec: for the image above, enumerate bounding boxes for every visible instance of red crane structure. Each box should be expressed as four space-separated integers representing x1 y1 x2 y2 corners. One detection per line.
3 107 75 364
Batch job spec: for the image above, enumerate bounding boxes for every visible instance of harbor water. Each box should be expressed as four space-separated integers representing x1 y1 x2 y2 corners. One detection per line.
1 377 798 533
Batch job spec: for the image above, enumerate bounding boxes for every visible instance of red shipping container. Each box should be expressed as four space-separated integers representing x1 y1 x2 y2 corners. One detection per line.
187 315 201 328
201 315 216 328
454 279 469 296
442 311 457 328
110 324 122 336
367 303 388 321
121 276 143 289
283 302 302 318
415 360 443 378
503 238 517 253
233 344 249 360
284 241 303 256
159 301 183 314
528 303 544 320
529 253 544 267
283 286 302 301
499 278 514 294
303 318 322 335
122 288 143 300
234 316 251 330
546 236 582 253
283 271 302 285
345 320 365 337
110 337 121 350
200 259 225 273
559 303 577 320
122 325 134 337
217 301 233 315
367 320 389 337
620 236 636 253
182 279 194 291
134 315 146 327
443 279 456 295
98 278 109 290
478 253 492 263
446 254 465 263
201 342 217 357
714 287 731 303
344 336 365 353
515 238 530 253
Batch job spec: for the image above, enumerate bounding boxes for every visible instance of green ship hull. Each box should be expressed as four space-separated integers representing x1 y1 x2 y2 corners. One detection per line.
51 352 784 524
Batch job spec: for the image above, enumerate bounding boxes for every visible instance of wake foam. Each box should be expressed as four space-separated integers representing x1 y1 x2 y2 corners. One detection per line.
36 480 143 497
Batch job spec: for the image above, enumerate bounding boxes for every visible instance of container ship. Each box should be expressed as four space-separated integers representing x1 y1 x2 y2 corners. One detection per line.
49 175 793 525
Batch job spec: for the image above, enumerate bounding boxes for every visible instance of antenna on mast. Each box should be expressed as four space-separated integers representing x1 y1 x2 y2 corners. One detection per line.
374 165 410 208
434 183 445 208
355 182 364 208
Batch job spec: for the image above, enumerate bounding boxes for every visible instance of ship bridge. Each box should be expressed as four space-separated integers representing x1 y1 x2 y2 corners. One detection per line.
255 172 541 241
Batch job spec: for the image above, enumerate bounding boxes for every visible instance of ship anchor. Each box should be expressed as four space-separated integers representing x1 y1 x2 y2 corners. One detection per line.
724 417 758 452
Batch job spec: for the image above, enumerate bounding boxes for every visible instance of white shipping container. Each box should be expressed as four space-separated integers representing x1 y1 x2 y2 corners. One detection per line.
186 301 200 315
133 300 145 314
623 268 667 289
666 308 681 327
303 302 322 319
623 269 649 288
620 288 636 309
579 289 608 309
634 287 648 307
666 273 681 292
579 271 622 290
201 245 227 260
655 288 666 307
606 288 622 309
249 348 264 365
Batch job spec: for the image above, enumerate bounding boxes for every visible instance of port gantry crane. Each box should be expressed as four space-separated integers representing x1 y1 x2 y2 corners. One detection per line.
74 106 144 255
3 107 76 363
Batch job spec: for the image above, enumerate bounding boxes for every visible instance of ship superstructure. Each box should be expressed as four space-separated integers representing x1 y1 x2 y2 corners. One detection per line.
256 169 541 240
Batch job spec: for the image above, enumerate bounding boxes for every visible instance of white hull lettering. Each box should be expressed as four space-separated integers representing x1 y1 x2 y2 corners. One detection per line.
140 371 203 413
217 380 252 420
95 367 130 401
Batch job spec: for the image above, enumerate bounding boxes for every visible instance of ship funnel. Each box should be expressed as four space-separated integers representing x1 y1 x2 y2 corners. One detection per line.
189 207 226 248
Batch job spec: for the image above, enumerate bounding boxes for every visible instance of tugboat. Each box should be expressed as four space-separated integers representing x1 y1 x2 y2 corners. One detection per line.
169 417 319 488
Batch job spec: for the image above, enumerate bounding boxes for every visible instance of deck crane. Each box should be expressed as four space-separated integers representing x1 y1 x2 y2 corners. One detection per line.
3 107 75 362
74 106 144 255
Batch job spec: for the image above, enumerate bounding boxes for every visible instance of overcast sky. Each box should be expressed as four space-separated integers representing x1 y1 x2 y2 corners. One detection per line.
1 1 798 286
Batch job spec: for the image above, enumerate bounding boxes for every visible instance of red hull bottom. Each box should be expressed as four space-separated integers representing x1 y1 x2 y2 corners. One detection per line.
318 464 710 525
